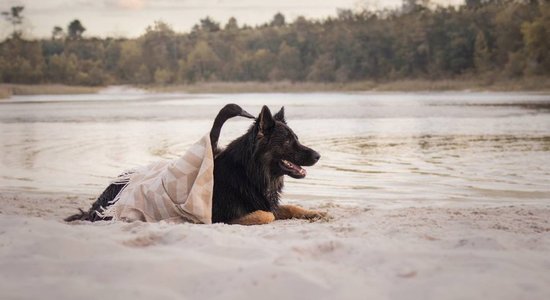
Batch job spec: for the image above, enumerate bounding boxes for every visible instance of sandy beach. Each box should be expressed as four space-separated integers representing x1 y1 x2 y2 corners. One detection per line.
1 192 549 300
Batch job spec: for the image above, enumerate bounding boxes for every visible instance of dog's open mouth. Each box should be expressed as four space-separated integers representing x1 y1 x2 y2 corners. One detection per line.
280 159 307 178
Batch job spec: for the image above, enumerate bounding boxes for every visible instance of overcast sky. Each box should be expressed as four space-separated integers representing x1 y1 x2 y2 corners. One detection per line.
1 0 464 39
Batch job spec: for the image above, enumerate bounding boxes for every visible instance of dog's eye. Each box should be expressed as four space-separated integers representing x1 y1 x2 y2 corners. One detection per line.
284 140 291 146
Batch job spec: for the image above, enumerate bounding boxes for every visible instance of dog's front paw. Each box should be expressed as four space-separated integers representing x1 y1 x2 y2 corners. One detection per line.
305 210 330 221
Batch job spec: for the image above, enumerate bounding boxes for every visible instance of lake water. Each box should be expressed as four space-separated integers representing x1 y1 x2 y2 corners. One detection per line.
1 87 549 207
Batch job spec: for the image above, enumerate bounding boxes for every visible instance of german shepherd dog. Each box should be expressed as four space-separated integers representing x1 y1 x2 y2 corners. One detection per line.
65 104 326 225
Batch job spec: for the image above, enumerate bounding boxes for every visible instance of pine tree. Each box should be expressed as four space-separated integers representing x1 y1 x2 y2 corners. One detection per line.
474 31 491 73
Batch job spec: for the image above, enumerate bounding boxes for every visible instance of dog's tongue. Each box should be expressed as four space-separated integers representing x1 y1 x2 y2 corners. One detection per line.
285 160 306 176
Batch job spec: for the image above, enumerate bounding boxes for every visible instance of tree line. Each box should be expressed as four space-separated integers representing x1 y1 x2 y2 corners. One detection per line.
0 0 549 86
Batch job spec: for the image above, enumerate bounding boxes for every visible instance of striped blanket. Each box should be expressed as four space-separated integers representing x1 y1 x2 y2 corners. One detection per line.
102 134 214 224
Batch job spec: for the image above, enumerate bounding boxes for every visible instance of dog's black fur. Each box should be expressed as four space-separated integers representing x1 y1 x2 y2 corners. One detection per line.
65 104 320 224
211 105 320 223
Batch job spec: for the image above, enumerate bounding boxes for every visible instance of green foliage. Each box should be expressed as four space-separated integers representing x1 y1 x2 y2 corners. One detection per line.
474 31 491 73
154 68 173 85
136 64 151 84
186 41 221 82
505 51 526 78
307 53 336 82
270 13 286 27
117 40 144 83
1 1 549 86
225 17 239 31
193 17 221 33
521 5 550 75
2 6 24 38
67 19 86 40
141 21 178 73
52 26 64 40
272 42 302 81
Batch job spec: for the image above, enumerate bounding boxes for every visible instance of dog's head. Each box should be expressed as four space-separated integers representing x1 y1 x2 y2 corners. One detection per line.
252 105 320 179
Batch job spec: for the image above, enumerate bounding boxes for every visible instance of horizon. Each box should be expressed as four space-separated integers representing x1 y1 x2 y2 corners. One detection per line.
1 0 464 39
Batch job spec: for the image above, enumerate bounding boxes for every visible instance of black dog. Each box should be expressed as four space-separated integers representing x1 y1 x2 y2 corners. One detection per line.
212 105 325 225
66 104 326 225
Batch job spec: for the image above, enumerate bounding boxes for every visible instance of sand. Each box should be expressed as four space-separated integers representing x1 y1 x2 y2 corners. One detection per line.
1 192 549 300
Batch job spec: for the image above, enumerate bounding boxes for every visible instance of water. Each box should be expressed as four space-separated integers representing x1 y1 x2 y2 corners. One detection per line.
1 88 549 206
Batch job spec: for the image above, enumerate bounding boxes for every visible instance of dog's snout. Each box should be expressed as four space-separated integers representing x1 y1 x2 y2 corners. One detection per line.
311 151 321 162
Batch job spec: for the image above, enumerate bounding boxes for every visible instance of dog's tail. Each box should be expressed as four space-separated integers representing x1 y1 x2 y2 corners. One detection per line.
210 104 255 154
64 183 125 222
64 208 92 222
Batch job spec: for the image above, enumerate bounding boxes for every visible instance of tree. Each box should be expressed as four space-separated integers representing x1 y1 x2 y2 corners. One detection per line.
141 21 177 72
504 51 525 78
194 17 220 33
521 11 550 75
1 6 24 38
465 0 481 9
474 31 491 73
52 26 64 40
307 53 336 82
336 9 353 20
104 39 121 71
68 20 86 40
135 64 152 83
154 68 173 84
117 40 144 82
225 17 239 31
0 0 548 86
401 0 429 14
270 13 286 27
272 42 302 81
186 41 221 81
492 3 531 66
241 49 275 81
46 54 71 82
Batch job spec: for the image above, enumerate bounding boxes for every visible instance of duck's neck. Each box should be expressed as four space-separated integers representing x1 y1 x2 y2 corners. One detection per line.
210 112 232 154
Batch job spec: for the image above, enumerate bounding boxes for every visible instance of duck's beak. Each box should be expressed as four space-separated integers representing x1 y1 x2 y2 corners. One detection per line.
239 110 255 119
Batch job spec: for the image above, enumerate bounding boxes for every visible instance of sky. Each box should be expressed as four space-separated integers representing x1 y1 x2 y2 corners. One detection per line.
0 0 464 39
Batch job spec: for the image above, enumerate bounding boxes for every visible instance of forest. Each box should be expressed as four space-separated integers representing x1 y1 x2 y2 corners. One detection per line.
0 0 549 86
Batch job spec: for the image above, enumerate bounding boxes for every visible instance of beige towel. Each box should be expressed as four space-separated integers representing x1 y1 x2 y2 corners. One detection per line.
102 134 214 224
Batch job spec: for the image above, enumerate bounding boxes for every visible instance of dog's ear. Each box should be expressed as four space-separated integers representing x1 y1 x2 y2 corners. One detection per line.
273 106 286 123
257 105 275 137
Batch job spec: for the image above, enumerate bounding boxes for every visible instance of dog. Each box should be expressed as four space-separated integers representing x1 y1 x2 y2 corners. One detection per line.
65 104 326 225
212 105 326 225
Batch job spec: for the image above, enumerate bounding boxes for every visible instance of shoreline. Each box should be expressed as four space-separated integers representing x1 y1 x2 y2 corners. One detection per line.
2 78 550 99
0 83 101 99
145 78 550 94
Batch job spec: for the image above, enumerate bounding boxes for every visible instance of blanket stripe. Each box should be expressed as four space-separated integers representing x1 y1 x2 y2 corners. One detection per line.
102 134 214 224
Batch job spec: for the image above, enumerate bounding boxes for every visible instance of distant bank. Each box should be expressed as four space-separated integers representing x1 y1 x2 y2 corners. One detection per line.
2 78 550 99
0 84 101 99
